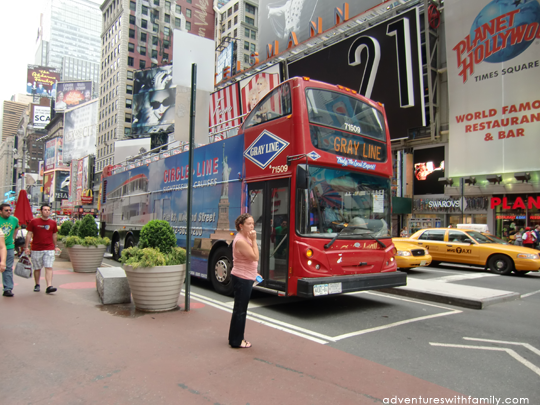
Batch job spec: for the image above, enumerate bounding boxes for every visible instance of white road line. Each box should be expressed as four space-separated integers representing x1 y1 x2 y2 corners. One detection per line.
332 310 461 341
429 273 498 283
463 337 540 357
429 343 540 377
521 289 540 298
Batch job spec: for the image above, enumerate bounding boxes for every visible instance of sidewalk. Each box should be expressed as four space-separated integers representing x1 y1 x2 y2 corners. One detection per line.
1 257 463 404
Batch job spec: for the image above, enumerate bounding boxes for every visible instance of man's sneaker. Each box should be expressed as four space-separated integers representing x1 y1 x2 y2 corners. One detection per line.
3 290 14 297
46 286 57 294
34 284 40 292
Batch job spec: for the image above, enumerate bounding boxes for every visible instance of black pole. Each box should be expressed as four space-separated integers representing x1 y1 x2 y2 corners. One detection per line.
460 177 464 224
185 63 197 312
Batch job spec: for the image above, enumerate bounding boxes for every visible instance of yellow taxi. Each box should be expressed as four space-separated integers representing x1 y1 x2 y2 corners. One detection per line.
403 228 540 275
392 238 432 269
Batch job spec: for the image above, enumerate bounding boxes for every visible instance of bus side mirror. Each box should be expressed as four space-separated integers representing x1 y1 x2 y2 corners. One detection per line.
297 166 308 189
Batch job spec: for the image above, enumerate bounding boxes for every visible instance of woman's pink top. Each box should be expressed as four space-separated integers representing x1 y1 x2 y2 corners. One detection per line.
231 232 258 280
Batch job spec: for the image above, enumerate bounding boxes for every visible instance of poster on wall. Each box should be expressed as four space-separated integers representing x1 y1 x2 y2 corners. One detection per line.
54 171 70 201
413 147 445 195
33 105 51 128
26 65 60 98
43 172 54 202
446 0 540 176
56 81 93 111
63 100 98 163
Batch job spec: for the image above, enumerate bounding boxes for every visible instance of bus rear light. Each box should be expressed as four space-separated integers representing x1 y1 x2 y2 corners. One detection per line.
287 114 292 119
344 87 351 92
351 90 357 94
303 76 310 81
337 85 344 89
306 249 313 258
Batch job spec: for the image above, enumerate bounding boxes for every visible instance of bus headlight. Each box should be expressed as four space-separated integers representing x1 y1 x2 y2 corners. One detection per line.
396 250 412 257
517 253 539 260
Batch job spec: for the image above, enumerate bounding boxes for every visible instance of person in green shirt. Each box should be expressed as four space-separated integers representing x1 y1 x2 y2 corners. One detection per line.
0 203 19 297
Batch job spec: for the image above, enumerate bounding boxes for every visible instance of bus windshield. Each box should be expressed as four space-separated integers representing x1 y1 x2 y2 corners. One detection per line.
296 166 391 239
305 88 386 141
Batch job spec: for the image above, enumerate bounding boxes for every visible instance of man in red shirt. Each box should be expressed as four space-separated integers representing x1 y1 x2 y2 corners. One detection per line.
25 204 61 294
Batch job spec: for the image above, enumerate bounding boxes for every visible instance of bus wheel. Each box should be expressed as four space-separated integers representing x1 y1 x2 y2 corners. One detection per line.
210 247 234 296
112 235 121 261
125 235 135 249
488 254 514 275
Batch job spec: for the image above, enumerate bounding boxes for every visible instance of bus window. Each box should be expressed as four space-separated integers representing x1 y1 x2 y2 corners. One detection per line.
305 88 386 141
245 82 292 128
296 166 391 239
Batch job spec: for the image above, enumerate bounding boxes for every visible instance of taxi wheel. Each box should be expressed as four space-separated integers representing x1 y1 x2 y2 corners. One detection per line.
488 255 514 275
430 261 442 267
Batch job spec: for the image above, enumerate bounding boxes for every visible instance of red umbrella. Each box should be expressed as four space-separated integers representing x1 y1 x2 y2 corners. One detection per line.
14 190 34 226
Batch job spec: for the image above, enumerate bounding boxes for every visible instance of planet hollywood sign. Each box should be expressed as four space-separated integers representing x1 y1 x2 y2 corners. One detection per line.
490 196 540 209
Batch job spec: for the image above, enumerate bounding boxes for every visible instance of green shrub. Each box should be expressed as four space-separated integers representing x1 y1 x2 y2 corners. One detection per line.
58 221 73 236
120 246 186 269
78 214 98 238
69 220 81 236
138 220 177 254
65 235 110 248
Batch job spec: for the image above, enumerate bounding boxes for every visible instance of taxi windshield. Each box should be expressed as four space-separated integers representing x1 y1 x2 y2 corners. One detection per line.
467 231 496 244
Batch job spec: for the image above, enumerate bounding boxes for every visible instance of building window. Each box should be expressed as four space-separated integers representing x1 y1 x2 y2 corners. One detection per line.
186 9 191 18
139 59 146 69
129 14 135 25
234 28 237 37
142 5 148 15
125 113 132 123
245 27 250 37
164 39 170 49
152 49 158 58
164 27 170 36
251 30 256 40
140 32 147 42
140 46 146 55
127 70 134 80
124 127 131 135
129 28 135 38
175 17 181 28
187 0 192 3
176 5 181 13
165 14 170 23
128 42 135 52
141 19 147 29
245 3 256 14
244 41 249 50
127 56 134 66
163 53 169 61
227 7 232 17
165 0 171 9
126 99 132 108
234 2 239 12
228 20 231 30
245 16 254 25
153 24 159 32
154 0 160 5
186 21 191 31
244 54 250 63
153 36 158 45
234 16 237 25
130 1 136 11
153 10 159 19
250 43 256 52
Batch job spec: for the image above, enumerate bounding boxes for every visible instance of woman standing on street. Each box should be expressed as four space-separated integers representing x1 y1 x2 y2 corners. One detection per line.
228 213 259 349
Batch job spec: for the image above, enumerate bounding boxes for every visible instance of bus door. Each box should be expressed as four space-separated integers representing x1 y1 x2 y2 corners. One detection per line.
248 179 290 292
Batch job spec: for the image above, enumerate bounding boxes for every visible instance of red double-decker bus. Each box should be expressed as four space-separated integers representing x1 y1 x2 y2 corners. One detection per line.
101 77 406 297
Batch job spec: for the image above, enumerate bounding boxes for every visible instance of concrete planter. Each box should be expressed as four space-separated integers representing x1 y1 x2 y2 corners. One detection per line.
57 241 70 260
123 264 186 312
67 245 107 273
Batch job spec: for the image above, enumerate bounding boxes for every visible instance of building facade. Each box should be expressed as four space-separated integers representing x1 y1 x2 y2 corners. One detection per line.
0 137 15 194
35 0 102 86
96 0 215 173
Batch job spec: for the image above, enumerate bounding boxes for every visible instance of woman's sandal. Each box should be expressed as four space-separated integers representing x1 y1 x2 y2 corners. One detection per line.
232 340 252 349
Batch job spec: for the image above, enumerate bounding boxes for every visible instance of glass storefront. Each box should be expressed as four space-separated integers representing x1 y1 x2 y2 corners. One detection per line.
493 194 540 241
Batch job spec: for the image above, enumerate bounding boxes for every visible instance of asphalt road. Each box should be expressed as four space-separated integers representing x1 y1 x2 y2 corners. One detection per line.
104 256 540 402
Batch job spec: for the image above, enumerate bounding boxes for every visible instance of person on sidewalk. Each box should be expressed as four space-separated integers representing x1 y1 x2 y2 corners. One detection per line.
522 227 537 249
228 213 259 349
0 203 19 297
24 204 61 294
0 229 6 277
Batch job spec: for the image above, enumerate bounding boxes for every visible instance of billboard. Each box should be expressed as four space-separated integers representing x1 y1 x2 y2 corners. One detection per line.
239 64 281 116
63 100 98 163
216 41 234 84
27 65 60 97
114 138 152 165
446 0 540 176
44 139 57 171
54 171 70 201
33 105 51 129
258 0 381 58
413 147 445 196
287 7 425 141
80 155 93 204
43 171 54 202
132 66 175 136
56 81 93 111
172 30 215 92
209 83 242 140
